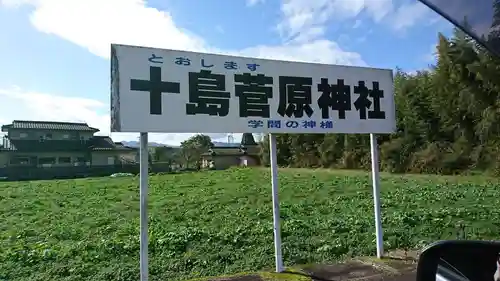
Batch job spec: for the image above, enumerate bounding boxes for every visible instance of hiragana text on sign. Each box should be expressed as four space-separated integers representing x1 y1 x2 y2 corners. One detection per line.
175 57 191 66
148 54 163 64
201 59 214 68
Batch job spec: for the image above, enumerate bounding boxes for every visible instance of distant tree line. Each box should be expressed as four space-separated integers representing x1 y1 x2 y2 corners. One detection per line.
150 134 213 170
260 28 500 176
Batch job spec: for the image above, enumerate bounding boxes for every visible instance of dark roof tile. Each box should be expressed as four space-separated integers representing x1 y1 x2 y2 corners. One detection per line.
90 136 132 151
0 136 132 152
1 120 99 132
201 147 259 156
2 139 90 152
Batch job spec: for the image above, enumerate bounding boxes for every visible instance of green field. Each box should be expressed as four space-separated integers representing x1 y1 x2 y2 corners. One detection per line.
1 168 500 281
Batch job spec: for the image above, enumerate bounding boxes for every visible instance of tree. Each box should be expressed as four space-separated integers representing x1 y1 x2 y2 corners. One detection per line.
179 134 213 169
152 146 176 162
257 29 500 176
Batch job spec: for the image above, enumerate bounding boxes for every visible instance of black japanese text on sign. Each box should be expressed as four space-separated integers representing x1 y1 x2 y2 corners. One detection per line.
129 54 386 121
111 44 395 134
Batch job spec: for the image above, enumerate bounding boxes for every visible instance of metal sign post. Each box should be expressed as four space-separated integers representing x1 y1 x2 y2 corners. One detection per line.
110 44 397 276
269 133 284 272
139 132 149 281
370 133 383 258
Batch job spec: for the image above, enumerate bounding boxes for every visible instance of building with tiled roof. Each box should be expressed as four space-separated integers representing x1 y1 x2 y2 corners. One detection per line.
201 133 260 169
0 120 137 168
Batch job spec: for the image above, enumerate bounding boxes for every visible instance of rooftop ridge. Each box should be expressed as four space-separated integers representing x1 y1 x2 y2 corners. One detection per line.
1 120 100 132
12 120 90 126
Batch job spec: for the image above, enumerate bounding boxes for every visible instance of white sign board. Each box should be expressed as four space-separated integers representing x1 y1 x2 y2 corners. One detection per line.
111 44 396 134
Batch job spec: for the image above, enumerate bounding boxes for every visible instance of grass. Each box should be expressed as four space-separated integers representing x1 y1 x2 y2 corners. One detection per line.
1 167 500 281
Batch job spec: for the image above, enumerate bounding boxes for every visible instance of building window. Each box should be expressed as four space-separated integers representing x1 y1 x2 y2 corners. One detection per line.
19 132 28 138
59 157 71 164
76 157 86 163
39 135 45 142
45 133 52 140
10 157 29 165
62 134 69 139
38 157 56 165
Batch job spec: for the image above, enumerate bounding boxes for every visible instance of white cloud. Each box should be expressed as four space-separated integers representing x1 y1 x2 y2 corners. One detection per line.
287 26 325 44
4 0 365 64
0 86 108 130
0 0 34 7
0 86 236 146
18 0 207 59
246 0 264 7
237 39 365 65
388 1 431 31
276 0 393 41
276 0 435 41
0 0 369 145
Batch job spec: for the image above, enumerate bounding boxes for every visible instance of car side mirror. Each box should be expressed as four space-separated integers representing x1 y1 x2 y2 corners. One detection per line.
416 240 500 281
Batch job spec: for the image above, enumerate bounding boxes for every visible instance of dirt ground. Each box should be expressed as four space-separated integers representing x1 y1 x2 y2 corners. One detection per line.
300 257 417 281
200 250 419 281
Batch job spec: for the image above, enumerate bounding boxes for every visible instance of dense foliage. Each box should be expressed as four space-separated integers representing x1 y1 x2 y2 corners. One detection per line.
2 168 499 281
259 29 500 175
150 135 213 169
179 134 213 169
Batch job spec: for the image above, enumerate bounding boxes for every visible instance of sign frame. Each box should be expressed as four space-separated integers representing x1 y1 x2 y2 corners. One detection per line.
110 44 396 135
110 43 390 281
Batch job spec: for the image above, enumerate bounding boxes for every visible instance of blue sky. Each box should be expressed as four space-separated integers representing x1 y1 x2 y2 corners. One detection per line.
0 0 453 145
